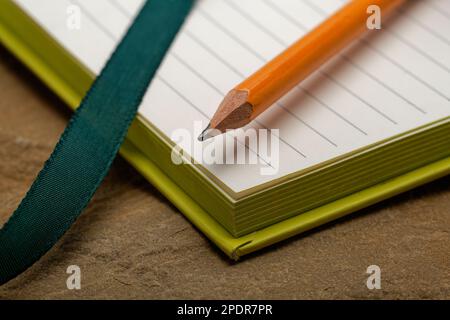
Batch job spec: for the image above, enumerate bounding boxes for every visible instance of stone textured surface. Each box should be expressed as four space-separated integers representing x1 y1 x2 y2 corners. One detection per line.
0 47 449 299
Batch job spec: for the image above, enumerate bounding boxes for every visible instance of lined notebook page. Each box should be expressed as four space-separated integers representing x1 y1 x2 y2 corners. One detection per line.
15 0 450 192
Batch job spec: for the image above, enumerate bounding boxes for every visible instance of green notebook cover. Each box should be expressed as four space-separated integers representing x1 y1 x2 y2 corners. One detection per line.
1 0 449 259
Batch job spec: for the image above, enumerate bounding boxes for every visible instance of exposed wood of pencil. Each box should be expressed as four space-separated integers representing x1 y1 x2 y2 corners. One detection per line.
200 0 406 141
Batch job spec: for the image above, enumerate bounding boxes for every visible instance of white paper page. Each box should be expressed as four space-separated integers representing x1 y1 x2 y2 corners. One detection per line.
15 0 450 192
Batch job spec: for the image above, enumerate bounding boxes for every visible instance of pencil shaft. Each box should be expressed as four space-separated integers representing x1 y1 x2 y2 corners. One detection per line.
238 0 406 119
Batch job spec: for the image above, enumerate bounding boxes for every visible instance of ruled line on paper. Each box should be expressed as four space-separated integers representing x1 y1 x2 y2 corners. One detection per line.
181 27 367 145
71 0 116 40
243 1 425 120
169 51 310 156
334 0 450 75
109 0 131 18
221 1 401 125
221 1 378 133
262 0 428 116
78 0 372 151
306 0 450 102
398 8 450 47
420 1 450 20
96 7 307 161
77 2 282 164
388 29 450 73
15 0 450 192
195 6 365 140
184 9 339 147
155 74 277 167
106 1 310 156
361 38 450 102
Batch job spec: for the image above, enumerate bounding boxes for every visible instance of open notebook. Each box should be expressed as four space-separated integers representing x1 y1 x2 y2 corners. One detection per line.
1 0 449 257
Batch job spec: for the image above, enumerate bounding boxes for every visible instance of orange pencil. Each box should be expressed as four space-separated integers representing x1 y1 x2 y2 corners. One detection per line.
199 0 406 141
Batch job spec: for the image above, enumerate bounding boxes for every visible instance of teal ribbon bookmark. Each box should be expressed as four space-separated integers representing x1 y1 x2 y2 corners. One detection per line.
0 0 194 285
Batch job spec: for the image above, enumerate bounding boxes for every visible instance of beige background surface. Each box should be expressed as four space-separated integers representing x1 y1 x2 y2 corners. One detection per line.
0 46 449 299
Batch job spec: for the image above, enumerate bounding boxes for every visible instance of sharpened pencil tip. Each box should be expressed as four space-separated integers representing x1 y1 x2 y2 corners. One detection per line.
198 123 219 141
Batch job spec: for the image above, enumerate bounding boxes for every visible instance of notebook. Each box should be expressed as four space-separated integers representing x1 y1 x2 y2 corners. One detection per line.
1 0 449 258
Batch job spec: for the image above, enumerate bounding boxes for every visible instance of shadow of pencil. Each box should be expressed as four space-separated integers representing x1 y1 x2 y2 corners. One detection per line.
259 0 424 130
